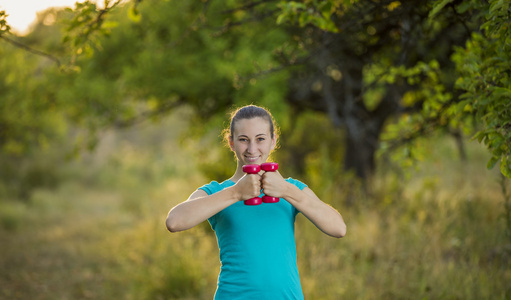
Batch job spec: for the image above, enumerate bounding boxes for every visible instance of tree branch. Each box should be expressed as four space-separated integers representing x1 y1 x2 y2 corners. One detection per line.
113 99 186 128
382 97 460 152
167 0 211 48
234 55 308 89
210 9 279 36
221 0 278 14
0 35 61 67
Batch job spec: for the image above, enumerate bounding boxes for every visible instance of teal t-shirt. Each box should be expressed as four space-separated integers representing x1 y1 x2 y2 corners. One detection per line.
199 178 307 300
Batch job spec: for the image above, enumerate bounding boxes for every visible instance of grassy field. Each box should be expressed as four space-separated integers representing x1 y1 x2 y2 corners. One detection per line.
0 113 510 299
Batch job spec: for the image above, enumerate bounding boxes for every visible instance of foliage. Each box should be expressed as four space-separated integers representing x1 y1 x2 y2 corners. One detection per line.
0 9 10 35
62 0 122 59
0 10 70 199
268 0 483 179
0 0 510 193
449 0 511 178
276 0 342 32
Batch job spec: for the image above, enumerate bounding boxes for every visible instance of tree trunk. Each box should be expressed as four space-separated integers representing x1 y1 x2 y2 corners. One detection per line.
450 128 467 161
336 80 400 181
343 123 377 179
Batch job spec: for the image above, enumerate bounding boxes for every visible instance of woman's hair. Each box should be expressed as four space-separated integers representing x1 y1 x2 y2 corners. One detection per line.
223 105 279 145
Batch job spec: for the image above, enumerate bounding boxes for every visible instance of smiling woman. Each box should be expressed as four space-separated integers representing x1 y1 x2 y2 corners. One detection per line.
165 104 346 300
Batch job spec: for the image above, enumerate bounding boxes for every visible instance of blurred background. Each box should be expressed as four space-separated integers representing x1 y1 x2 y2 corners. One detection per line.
0 0 510 299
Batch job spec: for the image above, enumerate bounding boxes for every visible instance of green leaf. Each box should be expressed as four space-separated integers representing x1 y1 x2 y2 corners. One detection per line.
473 131 486 143
491 87 511 98
490 0 505 13
429 0 453 18
456 1 472 13
501 156 511 178
276 13 287 25
487 156 499 169
128 6 142 23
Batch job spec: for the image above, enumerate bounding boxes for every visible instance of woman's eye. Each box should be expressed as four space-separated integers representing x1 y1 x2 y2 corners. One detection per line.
257 138 265 142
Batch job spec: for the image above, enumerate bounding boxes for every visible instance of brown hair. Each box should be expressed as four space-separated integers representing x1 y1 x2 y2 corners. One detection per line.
223 105 279 145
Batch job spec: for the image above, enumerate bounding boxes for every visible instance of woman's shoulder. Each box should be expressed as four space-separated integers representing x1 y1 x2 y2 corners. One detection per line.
198 179 235 195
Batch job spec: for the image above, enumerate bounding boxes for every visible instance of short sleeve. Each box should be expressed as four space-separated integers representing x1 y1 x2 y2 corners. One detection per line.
285 178 308 190
198 180 235 229
198 181 222 195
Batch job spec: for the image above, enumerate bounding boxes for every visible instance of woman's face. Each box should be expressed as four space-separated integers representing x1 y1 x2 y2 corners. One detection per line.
229 117 276 166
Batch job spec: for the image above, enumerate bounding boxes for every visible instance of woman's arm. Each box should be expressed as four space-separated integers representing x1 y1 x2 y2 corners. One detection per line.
165 188 237 233
262 172 347 238
289 186 346 238
166 173 261 232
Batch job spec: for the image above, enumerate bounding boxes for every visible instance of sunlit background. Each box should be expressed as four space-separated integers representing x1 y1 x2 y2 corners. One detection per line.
0 0 87 34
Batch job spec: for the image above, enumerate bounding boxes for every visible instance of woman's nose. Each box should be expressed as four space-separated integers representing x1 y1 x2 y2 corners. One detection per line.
247 142 256 153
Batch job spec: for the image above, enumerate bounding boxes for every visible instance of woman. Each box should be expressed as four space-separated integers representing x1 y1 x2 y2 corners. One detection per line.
166 105 346 299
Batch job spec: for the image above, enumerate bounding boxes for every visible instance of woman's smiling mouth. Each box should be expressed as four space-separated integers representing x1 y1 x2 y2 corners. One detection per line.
244 155 260 163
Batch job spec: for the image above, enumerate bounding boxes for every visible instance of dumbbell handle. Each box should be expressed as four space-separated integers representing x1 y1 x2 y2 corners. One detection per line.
242 164 262 206
261 162 279 203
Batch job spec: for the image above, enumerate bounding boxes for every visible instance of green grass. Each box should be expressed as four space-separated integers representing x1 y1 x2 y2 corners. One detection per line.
0 114 510 299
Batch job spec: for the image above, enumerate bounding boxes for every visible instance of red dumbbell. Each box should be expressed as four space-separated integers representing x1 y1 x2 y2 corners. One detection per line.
261 162 279 203
242 164 262 206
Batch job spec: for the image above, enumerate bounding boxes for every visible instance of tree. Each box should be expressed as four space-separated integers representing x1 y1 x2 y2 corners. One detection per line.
1 0 509 185
272 0 487 180
449 0 511 178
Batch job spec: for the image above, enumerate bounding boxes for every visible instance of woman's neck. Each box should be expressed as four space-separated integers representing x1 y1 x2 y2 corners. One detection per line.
229 164 246 182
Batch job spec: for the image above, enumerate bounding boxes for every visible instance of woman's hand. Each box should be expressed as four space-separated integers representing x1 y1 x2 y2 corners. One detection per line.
261 170 288 199
234 172 262 201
